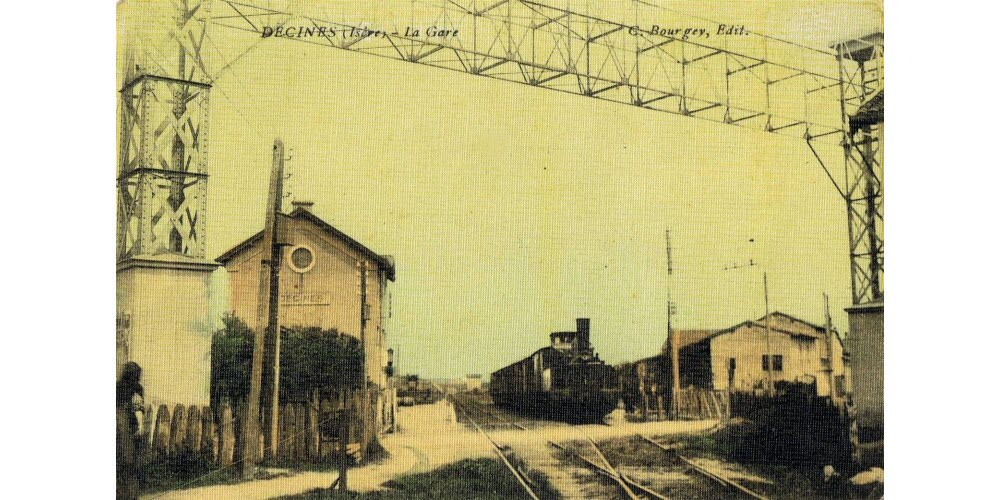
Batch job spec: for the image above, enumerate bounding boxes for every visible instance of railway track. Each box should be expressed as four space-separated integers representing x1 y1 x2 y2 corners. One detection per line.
448 395 541 499
450 394 667 499
449 393 769 500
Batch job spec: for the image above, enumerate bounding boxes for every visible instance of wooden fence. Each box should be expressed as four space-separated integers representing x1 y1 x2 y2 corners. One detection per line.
134 387 392 467
674 388 730 420
630 387 730 421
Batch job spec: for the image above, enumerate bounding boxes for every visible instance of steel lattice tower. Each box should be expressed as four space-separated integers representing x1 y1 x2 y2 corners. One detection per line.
835 34 883 305
118 0 212 261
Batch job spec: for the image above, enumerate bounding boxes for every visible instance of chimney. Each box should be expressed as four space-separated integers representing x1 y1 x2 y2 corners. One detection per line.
291 200 314 213
576 318 590 350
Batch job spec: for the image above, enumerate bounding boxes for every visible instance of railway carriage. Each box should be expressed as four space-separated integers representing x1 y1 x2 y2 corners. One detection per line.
490 318 619 423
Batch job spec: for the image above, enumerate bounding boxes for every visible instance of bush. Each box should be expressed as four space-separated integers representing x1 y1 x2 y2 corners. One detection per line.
279 325 364 401
211 314 254 407
211 314 365 406
720 385 852 469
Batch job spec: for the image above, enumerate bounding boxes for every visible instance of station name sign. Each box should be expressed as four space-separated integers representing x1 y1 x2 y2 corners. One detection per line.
280 293 331 305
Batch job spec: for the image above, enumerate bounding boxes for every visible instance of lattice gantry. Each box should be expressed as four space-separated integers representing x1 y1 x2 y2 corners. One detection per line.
208 0 845 144
118 0 212 261
200 0 883 302
835 34 883 304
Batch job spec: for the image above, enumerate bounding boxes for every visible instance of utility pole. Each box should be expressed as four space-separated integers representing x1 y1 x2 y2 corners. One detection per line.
261 141 287 460
762 271 773 395
823 293 837 402
723 238 772 395
240 139 286 479
666 229 680 419
358 259 370 457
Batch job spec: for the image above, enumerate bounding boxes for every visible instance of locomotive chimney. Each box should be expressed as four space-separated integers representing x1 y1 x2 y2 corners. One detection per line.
576 318 590 350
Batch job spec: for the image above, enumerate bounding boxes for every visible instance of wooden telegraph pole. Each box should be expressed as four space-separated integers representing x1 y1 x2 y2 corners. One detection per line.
763 271 773 395
240 139 286 479
666 229 681 419
823 293 837 402
261 140 287 460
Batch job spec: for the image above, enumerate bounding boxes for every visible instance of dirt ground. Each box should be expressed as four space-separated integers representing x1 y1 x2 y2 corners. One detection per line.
143 399 719 499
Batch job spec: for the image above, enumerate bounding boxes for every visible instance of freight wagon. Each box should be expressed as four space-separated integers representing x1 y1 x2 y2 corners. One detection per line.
490 318 619 423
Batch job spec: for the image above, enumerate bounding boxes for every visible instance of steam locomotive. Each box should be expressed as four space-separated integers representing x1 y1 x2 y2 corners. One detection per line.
490 318 620 423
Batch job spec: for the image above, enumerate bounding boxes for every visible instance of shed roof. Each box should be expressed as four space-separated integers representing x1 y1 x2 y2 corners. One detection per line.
216 207 396 280
660 329 720 353
670 311 835 350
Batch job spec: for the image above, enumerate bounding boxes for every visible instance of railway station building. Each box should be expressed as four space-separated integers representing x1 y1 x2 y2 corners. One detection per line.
216 201 396 428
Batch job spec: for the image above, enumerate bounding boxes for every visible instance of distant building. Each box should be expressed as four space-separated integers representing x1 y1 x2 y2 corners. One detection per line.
680 312 849 399
622 311 849 416
217 202 396 426
465 374 483 391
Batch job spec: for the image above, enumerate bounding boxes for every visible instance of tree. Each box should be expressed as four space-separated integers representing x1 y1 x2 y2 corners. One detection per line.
210 314 364 406
210 313 254 408
278 325 364 401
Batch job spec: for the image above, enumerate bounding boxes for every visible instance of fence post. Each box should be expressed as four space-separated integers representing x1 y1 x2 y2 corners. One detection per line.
723 391 732 422
289 402 299 460
307 390 320 460
320 396 334 459
169 404 187 455
185 406 202 454
201 406 216 461
280 402 293 461
152 405 171 459
641 391 649 421
338 409 349 490
218 401 235 468
295 403 307 460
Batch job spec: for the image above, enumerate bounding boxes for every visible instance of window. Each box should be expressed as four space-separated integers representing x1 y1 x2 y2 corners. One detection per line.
772 355 783 372
762 354 783 371
729 358 737 372
287 245 316 273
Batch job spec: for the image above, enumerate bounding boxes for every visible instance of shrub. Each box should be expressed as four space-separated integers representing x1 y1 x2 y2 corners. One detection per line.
211 314 365 406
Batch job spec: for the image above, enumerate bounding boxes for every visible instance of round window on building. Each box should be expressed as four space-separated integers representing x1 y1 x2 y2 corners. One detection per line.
287 245 316 273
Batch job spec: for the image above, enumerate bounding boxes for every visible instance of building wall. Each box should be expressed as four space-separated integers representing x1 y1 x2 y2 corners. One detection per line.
845 303 883 437
117 265 215 409
708 322 846 396
679 341 712 388
224 216 390 388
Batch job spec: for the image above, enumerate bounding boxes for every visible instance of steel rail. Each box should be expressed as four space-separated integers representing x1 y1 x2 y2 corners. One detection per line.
452 395 668 499
449 396 540 500
585 434 640 499
640 435 769 500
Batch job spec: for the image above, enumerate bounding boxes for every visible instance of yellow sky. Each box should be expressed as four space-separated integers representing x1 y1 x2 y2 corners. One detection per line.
119 0 882 378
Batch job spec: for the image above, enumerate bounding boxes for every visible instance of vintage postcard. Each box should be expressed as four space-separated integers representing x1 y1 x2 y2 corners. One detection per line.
116 1 883 498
